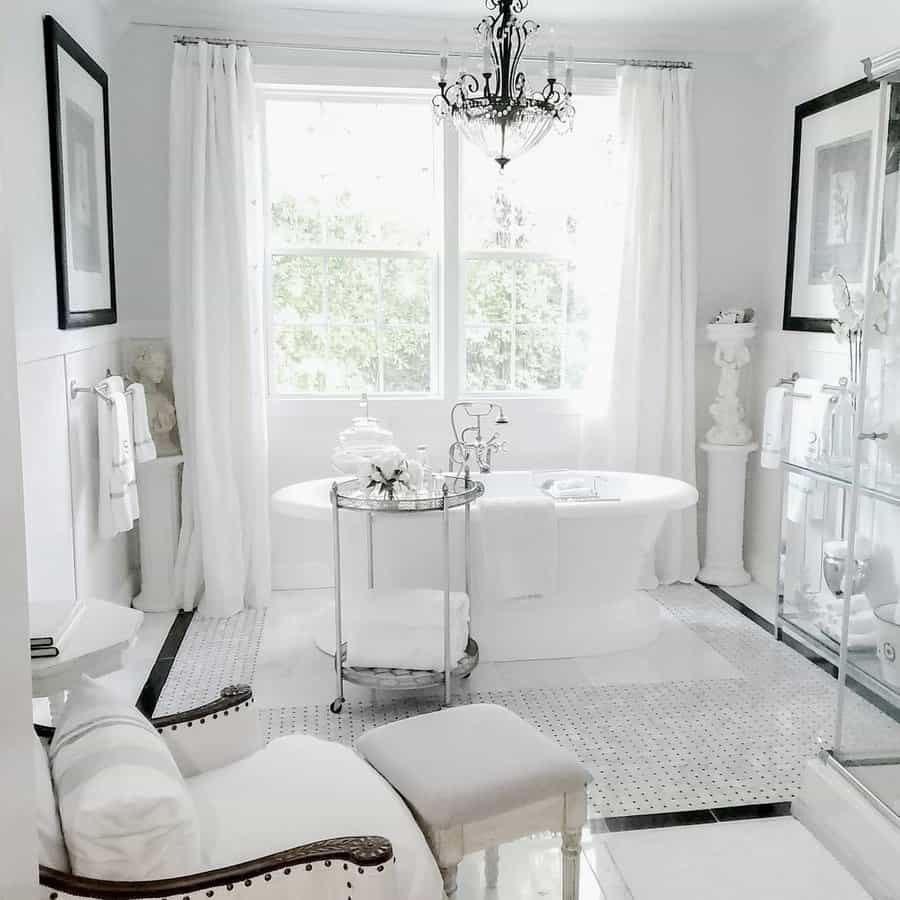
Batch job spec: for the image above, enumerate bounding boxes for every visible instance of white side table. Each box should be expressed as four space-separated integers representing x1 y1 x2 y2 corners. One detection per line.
134 454 184 612
698 442 757 586
32 601 144 721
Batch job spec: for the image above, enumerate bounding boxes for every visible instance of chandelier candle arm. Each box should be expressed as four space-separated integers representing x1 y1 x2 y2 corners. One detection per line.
433 0 575 170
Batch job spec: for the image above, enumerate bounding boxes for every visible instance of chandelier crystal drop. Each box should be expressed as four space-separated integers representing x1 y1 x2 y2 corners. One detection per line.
433 0 575 170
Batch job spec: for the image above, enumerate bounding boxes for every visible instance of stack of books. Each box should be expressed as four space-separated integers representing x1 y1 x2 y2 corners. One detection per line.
30 601 83 660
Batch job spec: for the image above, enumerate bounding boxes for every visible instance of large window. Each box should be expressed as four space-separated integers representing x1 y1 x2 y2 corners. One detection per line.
265 90 438 395
262 85 619 398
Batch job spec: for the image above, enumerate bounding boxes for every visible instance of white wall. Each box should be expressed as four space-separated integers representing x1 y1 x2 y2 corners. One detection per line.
109 18 770 588
11 0 137 625
744 2 900 589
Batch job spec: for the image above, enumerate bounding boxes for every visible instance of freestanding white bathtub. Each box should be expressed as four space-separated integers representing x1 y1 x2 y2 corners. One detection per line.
466 470 698 659
273 469 698 661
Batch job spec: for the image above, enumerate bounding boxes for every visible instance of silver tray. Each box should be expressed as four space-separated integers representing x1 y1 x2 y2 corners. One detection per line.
333 475 484 513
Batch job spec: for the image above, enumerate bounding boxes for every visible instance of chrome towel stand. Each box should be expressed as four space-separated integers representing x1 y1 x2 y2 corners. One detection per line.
69 369 133 406
777 371 845 398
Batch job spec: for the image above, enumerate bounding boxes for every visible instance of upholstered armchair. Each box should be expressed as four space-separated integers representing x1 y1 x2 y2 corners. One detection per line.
36 686 403 900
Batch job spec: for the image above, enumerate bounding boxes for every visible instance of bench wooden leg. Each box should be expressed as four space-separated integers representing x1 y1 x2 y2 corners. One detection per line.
441 863 459 897
484 845 500 889
562 828 581 900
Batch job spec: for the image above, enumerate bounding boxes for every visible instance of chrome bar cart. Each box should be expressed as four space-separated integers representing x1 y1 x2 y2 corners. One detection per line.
329 473 484 713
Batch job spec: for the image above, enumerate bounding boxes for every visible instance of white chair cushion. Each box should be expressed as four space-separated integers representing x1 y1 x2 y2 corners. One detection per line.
33 731 69 871
49 676 205 880
187 735 443 900
356 703 591 830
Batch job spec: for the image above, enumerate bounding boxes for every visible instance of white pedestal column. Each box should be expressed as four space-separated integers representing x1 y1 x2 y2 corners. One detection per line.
699 442 757 586
134 455 184 612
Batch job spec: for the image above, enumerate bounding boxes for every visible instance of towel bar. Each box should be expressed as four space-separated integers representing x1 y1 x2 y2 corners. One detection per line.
70 369 133 406
777 372 846 398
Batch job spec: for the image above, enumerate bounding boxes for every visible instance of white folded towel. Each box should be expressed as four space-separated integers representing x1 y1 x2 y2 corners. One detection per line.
98 377 139 539
479 494 558 600
760 386 788 469
821 618 877 650
127 383 157 464
343 588 470 670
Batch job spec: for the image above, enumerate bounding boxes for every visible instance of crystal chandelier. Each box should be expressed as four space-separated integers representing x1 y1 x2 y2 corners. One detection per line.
433 0 574 170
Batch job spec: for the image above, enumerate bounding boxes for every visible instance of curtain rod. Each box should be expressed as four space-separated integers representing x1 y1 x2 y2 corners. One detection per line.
170 34 693 69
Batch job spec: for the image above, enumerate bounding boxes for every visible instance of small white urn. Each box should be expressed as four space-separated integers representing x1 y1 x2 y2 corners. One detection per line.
705 322 756 446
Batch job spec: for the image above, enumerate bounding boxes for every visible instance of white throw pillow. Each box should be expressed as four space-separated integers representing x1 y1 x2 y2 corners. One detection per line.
33 730 69 871
49 676 205 880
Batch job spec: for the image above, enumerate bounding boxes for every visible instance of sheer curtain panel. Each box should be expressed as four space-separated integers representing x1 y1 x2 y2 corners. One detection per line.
169 42 270 616
605 65 700 585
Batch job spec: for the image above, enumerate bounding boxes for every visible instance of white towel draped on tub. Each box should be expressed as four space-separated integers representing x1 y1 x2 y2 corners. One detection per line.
98 377 139 538
479 495 558 600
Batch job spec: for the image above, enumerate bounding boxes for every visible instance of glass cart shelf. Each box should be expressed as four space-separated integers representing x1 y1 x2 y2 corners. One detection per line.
779 609 899 707
782 458 900 507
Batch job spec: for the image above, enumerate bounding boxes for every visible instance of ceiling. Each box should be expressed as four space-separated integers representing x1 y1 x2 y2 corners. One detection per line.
116 0 830 53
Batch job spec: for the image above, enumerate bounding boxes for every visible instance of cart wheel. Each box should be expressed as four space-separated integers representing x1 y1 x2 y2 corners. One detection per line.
330 698 344 714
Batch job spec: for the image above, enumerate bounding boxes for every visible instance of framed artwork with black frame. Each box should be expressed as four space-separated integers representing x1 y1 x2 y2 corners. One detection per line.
783 78 880 332
44 16 117 329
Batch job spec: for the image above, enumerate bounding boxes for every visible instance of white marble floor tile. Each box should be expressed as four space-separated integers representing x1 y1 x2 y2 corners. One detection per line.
456 832 603 899
574 607 741 686
581 836 633 900
96 610 176 701
725 581 776 625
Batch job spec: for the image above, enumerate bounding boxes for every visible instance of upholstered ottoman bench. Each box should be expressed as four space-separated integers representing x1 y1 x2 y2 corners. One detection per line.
357 703 592 899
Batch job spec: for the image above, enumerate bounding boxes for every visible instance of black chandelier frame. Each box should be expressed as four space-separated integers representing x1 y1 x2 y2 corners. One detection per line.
434 0 574 169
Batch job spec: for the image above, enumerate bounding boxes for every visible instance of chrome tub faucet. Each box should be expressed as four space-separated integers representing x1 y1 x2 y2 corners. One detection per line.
449 401 509 475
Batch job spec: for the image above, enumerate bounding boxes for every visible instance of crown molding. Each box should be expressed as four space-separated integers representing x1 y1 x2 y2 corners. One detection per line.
113 0 825 55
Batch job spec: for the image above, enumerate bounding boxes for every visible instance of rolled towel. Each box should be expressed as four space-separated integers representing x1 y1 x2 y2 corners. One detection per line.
760 386 788 469
343 588 470 671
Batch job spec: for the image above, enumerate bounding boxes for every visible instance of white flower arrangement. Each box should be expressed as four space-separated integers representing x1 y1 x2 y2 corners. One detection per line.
828 266 889 386
358 450 424 500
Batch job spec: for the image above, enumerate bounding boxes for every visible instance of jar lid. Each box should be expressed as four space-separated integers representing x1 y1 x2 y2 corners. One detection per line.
823 538 872 560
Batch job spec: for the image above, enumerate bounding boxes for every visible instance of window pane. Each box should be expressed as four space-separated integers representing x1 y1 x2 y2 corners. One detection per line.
515 329 562 391
272 255 323 325
327 326 378 392
466 327 512 391
273 327 327 393
381 257 431 325
465 258 514 323
460 94 620 395
267 97 435 250
516 261 564 326
564 327 592 391
326 257 378 323
382 327 430 392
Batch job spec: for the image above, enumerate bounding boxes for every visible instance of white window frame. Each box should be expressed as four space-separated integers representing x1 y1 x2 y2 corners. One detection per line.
260 85 443 400
258 67 617 408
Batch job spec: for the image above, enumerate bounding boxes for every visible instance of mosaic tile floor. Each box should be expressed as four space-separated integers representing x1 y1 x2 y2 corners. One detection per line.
153 609 266 716
153 583 900 818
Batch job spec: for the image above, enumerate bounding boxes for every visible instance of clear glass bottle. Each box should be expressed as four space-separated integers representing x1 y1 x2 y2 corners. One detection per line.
415 445 433 492
829 378 856 469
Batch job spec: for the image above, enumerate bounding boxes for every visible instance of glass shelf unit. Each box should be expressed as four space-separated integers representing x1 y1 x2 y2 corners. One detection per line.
775 74 900 827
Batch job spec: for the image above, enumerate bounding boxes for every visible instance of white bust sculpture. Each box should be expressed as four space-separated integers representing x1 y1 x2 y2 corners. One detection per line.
706 322 755 446
133 345 180 457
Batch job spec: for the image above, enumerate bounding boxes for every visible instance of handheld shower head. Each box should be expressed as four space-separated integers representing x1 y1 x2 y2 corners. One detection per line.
493 403 509 425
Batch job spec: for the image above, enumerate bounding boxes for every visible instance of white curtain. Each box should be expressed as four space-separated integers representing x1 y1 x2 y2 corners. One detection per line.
606 64 700 585
169 42 270 617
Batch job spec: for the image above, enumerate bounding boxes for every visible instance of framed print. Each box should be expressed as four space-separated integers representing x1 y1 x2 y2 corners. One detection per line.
44 16 117 329
783 78 880 332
